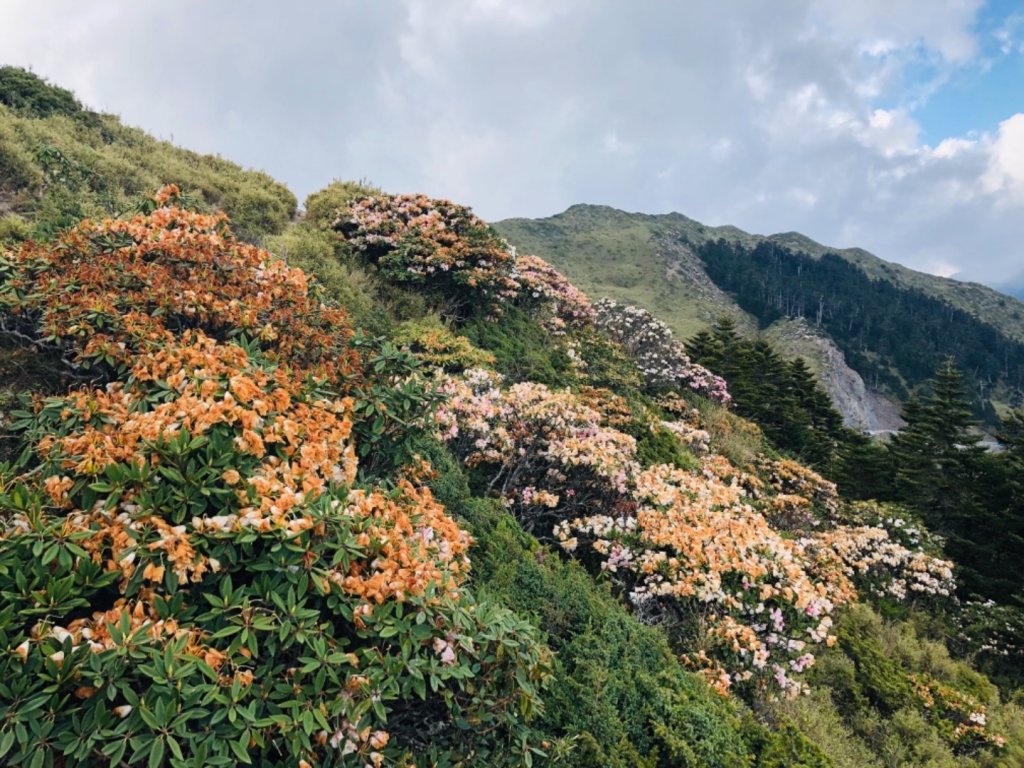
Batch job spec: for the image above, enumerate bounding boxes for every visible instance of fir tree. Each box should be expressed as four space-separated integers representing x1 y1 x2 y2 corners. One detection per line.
888 359 1022 599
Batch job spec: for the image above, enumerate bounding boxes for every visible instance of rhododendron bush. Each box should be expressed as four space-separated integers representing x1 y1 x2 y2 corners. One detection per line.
334 194 596 332
334 194 520 311
0 190 550 767
436 367 956 698
512 253 596 334
0 185 359 384
594 298 731 403
436 369 637 530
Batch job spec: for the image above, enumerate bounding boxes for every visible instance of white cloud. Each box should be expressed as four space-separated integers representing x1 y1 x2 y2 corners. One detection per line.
0 0 1020 285
983 114 1024 205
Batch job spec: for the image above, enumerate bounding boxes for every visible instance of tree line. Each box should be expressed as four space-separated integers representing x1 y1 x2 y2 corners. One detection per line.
696 238 1024 422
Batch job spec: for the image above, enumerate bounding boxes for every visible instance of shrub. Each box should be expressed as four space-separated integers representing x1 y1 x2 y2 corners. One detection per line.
594 298 730 404
393 319 495 372
573 327 645 393
461 305 576 387
513 254 595 334
805 605 1009 762
0 192 552 766
264 222 378 323
0 67 83 119
635 424 698 470
0 214 29 246
335 194 519 315
0 116 43 192
304 180 381 229
0 185 358 385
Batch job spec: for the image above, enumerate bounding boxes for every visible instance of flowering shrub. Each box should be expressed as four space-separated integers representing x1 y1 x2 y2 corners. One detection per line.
593 299 730 403
575 386 636 428
0 185 359 386
555 461 837 697
334 194 519 311
436 369 636 529
659 418 712 457
512 254 596 333
758 458 839 521
800 526 955 603
434 363 964 699
0 193 551 767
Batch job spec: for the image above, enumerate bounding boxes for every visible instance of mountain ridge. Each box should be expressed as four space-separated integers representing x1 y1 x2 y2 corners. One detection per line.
503 202 1024 335
495 203 1024 426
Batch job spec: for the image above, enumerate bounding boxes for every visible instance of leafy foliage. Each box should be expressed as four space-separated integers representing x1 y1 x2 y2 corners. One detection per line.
0 193 552 766
392 320 495 373
461 305 577 388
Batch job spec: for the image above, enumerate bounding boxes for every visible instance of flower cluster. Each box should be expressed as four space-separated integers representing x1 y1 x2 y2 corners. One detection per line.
0 185 359 384
555 461 837 697
758 458 839 520
326 481 472 605
659 417 712 456
513 253 597 333
436 369 637 527
800 526 955 603
576 386 636 428
594 298 731 403
335 193 520 309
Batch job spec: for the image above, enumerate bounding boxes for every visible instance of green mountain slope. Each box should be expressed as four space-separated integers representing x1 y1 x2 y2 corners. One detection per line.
0 66 295 242
495 204 1024 423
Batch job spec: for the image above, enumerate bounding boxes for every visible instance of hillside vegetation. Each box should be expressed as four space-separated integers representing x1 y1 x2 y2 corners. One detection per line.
0 71 1023 768
0 66 295 242
495 205 1024 423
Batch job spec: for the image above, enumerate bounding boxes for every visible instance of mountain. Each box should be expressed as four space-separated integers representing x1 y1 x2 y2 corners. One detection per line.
495 204 1024 428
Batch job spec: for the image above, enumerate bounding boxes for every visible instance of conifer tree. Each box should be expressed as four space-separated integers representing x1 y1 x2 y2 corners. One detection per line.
887 359 1021 598
997 409 1024 505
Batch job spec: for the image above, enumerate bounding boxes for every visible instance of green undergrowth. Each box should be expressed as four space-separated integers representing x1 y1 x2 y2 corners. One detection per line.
461 306 577 388
782 604 1024 768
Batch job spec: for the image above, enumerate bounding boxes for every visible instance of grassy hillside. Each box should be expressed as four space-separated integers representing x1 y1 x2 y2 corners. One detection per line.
0 66 295 242
497 205 755 340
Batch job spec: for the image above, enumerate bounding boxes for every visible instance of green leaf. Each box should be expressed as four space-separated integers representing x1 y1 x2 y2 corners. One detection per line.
149 737 165 768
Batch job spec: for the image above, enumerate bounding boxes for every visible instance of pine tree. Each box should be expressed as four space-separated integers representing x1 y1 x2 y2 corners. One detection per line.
684 329 720 365
997 410 1024 505
887 359 1022 599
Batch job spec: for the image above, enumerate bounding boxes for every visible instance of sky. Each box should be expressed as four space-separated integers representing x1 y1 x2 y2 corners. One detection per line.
1 1 1023 288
